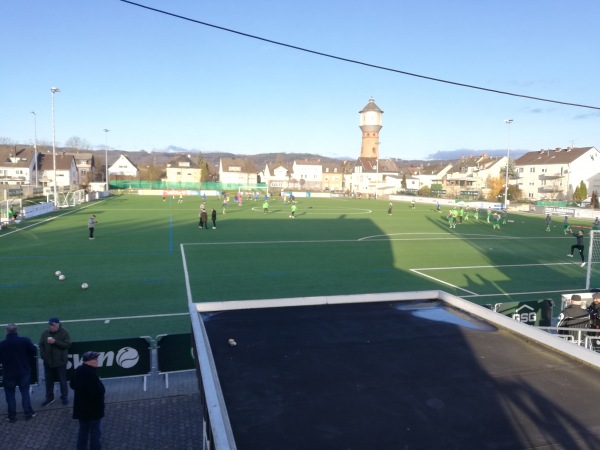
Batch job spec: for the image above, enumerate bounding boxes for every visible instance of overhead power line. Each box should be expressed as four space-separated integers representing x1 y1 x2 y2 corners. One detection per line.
121 0 600 111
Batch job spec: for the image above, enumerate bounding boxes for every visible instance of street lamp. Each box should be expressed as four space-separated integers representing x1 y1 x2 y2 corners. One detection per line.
31 111 38 187
504 119 513 210
51 87 60 206
104 129 110 191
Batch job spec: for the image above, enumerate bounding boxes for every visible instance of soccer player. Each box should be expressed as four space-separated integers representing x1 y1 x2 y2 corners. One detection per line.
263 201 269 214
447 211 455 229
487 208 492 223
545 214 552 232
290 204 297 219
567 229 586 267
501 209 508 225
563 216 571 235
410 199 416 209
492 213 501 230
387 202 393 215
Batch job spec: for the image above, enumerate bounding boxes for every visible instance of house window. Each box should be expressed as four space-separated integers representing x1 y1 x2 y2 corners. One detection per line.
529 168 535 173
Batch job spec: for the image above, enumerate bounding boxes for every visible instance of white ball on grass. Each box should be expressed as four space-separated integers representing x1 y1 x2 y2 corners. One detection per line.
81 283 89 289
55 271 62 277
58 274 65 281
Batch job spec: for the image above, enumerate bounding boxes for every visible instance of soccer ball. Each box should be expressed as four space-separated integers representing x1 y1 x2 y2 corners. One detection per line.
81 283 89 289
55 271 62 277
58 274 65 281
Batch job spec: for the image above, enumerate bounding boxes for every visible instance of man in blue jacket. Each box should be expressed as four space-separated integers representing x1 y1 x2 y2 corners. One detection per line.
0 324 36 422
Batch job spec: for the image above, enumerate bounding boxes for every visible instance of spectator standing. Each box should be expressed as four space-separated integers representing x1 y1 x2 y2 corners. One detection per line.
557 295 590 342
70 351 105 450
200 208 208 230
39 317 72 406
88 215 97 240
0 324 36 422
588 293 600 335
211 209 217 229
593 217 600 231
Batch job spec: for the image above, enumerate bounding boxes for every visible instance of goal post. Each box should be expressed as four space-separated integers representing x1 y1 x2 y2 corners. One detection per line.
586 230 600 290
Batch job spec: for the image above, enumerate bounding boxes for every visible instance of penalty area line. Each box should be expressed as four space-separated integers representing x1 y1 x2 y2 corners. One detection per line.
410 269 478 296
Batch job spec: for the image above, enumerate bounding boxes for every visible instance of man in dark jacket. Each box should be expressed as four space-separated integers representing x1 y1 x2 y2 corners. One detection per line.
70 351 105 450
557 294 590 342
0 324 36 422
39 317 72 406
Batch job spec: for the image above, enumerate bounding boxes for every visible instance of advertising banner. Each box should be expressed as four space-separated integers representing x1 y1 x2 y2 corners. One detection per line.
157 333 195 373
494 299 554 326
67 338 151 379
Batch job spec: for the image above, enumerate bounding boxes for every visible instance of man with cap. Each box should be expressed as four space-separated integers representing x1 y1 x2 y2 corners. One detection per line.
39 317 72 406
0 324 36 422
557 294 590 342
70 351 105 450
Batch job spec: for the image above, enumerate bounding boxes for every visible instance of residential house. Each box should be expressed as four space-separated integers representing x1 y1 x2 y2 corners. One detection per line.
443 154 507 198
514 147 600 201
164 155 202 187
40 152 79 193
349 157 400 196
321 162 344 192
261 163 291 192
65 152 95 187
109 155 139 179
219 158 258 188
413 162 453 192
289 159 322 191
0 145 38 186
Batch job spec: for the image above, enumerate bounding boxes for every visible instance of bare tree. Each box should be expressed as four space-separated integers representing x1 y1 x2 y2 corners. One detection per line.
65 136 91 151
0 137 15 145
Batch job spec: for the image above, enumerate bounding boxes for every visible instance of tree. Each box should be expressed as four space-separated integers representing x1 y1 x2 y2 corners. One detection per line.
65 136 91 151
485 175 505 202
573 185 582 203
0 137 15 145
591 191 598 209
418 186 431 197
401 174 407 189
579 180 588 201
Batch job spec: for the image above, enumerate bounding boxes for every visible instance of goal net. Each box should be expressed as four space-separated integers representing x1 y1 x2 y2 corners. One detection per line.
586 230 600 290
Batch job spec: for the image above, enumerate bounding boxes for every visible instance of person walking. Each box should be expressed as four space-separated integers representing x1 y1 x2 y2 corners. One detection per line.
211 208 217 229
88 215 97 240
567 229 586 267
387 202 392 215
263 200 269 214
290 204 297 219
0 324 36 422
70 351 105 450
39 317 72 406
545 214 552 232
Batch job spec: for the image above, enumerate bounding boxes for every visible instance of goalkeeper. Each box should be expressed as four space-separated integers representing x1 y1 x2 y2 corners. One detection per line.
567 229 586 267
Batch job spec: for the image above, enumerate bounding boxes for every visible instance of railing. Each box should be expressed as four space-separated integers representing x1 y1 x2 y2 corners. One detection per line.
537 326 600 351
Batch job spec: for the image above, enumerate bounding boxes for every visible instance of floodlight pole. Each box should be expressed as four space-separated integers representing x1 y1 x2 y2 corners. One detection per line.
51 87 60 207
31 111 38 186
504 119 513 210
104 129 110 192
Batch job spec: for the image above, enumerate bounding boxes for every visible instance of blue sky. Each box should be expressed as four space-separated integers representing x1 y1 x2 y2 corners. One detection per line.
2 0 599 160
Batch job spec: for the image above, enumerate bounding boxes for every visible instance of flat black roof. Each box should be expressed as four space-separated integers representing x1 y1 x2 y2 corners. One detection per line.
193 294 600 450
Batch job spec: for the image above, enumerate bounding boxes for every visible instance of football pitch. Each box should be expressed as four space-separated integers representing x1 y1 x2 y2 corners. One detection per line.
0 194 590 341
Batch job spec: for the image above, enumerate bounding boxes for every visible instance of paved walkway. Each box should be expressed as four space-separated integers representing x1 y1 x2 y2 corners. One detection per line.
1 368 203 449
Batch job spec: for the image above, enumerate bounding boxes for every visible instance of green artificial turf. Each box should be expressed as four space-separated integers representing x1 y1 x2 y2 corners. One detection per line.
0 194 593 341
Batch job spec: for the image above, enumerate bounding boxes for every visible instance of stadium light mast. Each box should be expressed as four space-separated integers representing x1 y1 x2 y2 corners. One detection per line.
504 119 513 210
104 129 110 192
31 111 38 187
51 87 60 207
